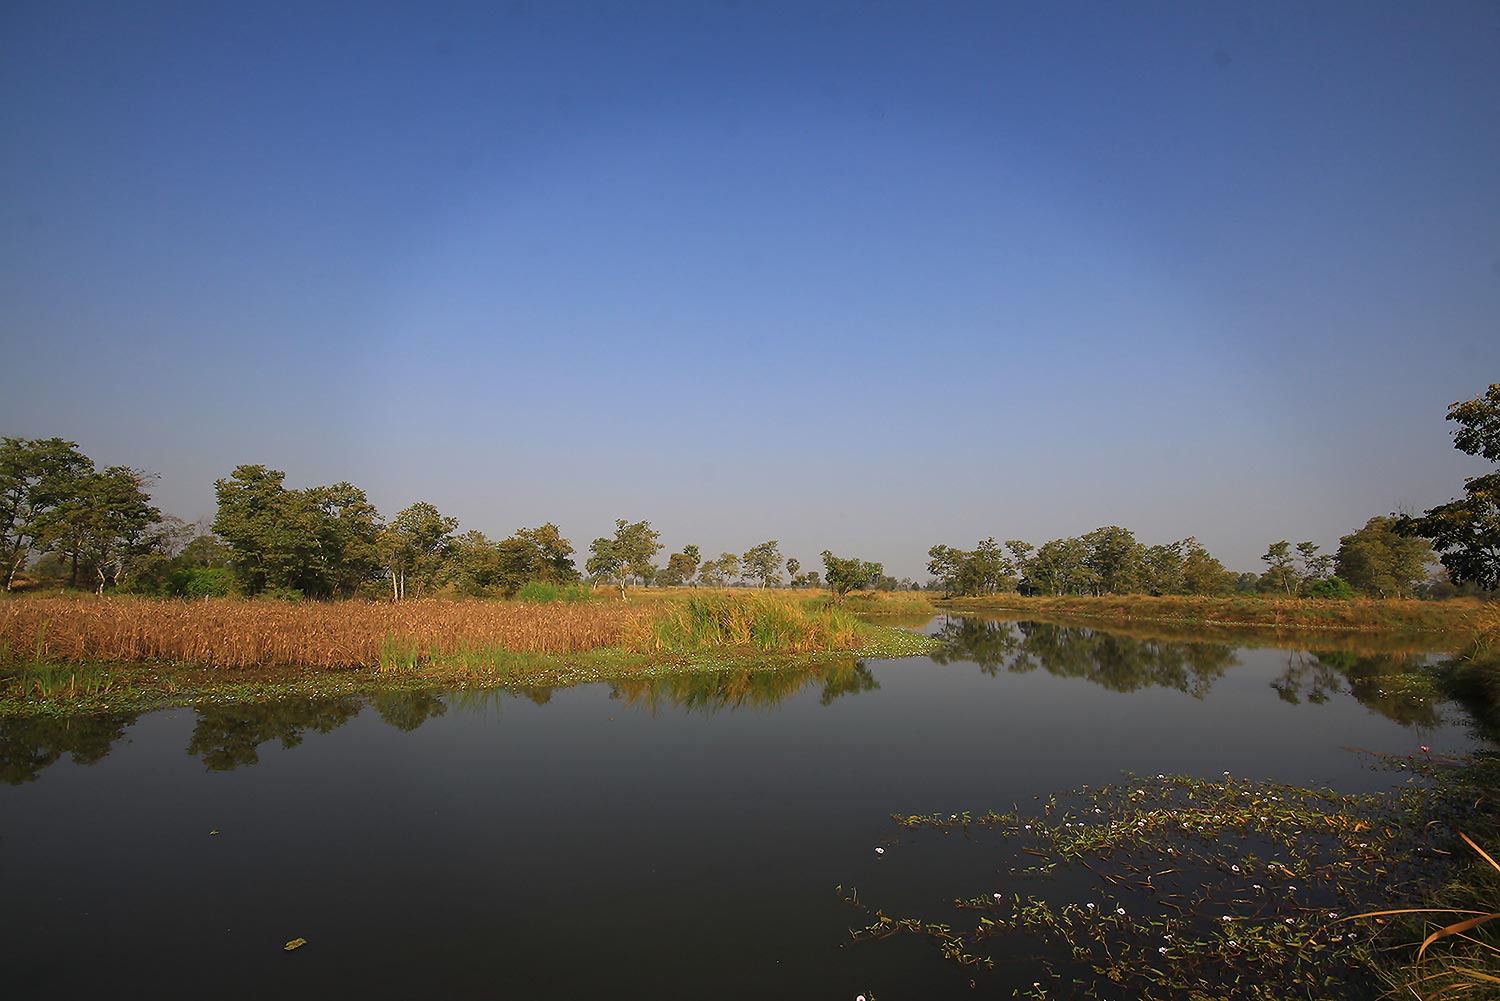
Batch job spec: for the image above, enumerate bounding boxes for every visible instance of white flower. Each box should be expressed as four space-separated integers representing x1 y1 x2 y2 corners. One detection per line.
1116 907 1126 915
1086 903 1095 910
993 893 1002 900
1222 915 1233 921
1228 940 1239 948
874 847 885 855
1158 946 1168 955
1231 865 1241 872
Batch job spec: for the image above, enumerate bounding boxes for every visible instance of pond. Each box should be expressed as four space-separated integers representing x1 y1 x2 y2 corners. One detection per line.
1 616 1485 999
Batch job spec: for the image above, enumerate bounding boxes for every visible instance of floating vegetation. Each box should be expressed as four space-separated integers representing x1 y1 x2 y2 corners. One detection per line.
844 760 1490 1000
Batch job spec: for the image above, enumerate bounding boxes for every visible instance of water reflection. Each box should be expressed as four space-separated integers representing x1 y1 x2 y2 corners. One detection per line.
0 712 134 784
609 660 878 714
188 697 364 771
0 619 1458 783
931 617 1237 696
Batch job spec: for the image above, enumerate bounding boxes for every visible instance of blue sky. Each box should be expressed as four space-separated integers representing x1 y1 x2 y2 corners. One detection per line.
3 1 1498 578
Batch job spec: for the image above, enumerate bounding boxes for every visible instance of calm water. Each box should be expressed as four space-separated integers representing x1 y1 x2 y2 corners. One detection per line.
1 617 1484 998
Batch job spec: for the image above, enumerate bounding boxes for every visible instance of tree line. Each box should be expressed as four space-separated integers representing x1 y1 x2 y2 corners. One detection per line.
3 382 1498 600
926 519 1434 599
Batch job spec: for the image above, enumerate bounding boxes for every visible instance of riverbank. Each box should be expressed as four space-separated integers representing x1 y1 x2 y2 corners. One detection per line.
0 592 939 716
939 593 1485 640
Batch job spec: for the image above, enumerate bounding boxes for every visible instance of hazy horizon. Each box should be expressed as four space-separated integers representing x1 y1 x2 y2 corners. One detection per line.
4 2 1498 579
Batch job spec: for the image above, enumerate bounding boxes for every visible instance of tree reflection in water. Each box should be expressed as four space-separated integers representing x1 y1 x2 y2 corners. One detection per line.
930 617 1238 697
609 659 879 715
0 624 1455 782
0 711 136 784
187 696 363 771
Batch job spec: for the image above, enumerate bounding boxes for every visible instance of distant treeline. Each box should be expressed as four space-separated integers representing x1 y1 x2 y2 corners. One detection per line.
4 382 1498 601
926 520 1439 600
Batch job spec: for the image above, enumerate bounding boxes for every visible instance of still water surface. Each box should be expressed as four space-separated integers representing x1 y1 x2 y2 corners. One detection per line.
1 617 1483 998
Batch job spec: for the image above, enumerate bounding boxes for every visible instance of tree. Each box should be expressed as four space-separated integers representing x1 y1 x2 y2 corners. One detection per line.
741 540 784 588
586 519 661 598
1081 526 1144 595
63 466 163 593
1336 517 1434 598
382 502 458 600
820 550 882 601
1403 383 1500 590
1259 541 1298 596
0 438 94 590
1180 538 1231 595
214 466 387 598
696 551 741 587
661 544 701 587
927 539 1016 596
1026 537 1098 596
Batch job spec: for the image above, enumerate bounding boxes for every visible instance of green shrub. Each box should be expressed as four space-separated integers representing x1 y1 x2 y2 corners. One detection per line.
517 581 561 604
1306 576 1356 600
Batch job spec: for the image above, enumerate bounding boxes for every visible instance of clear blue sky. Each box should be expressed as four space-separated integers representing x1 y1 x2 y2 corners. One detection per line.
3 1 1498 578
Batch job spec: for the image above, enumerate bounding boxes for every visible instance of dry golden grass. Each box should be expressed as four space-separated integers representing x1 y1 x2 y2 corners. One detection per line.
0 594 648 670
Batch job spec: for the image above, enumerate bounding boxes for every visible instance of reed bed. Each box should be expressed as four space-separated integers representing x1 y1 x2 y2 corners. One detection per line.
623 593 863 653
0 595 648 671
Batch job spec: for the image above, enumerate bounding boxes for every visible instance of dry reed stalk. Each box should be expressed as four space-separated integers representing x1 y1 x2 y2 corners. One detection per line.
0 595 649 670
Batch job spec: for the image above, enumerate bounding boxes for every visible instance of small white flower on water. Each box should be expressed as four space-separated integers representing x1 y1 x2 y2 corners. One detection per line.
857 996 866 1001
993 893 1002 900
1231 865 1241 872
1158 946 1168 955
1223 771 1231 776
1228 940 1239 948
1285 918 1295 925
1024 824 1032 831
1066 822 1073 828
1116 907 1126 915
950 814 957 820
1288 885 1297 891
874 847 885 855
1167 848 1176 855
1253 884 1263 891
1086 903 1095 910
1222 915 1233 921
1094 808 1103 814
1328 912 1338 919
1260 816 1269 823
1156 774 1165 779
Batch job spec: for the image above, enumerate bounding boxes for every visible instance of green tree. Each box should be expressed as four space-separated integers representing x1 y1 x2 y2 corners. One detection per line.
0 437 94 590
212 465 305 596
1335 516 1434 598
1180 538 1231 595
927 539 1016 596
1403 383 1500 590
661 544 701 587
1081 525 1145 595
586 519 661 598
382 502 458 600
214 466 385 598
741 540 784 588
820 550 882 601
1026 537 1098 595
1259 541 1298 595
64 466 163 593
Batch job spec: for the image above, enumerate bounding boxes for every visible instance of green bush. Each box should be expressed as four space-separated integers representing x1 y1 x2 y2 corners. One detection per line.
517 581 561 604
1305 576 1356 600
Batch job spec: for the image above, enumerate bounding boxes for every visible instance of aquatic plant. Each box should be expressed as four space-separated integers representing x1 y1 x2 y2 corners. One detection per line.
845 762 1481 999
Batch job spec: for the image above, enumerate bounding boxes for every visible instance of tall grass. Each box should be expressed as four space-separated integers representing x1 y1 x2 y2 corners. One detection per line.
623 594 863 653
0 595 648 671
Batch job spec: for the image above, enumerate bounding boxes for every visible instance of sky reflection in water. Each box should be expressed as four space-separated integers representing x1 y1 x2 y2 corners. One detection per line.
0 617 1483 999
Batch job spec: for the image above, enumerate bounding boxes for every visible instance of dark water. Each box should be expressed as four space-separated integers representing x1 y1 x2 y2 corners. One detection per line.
0 617 1483 999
